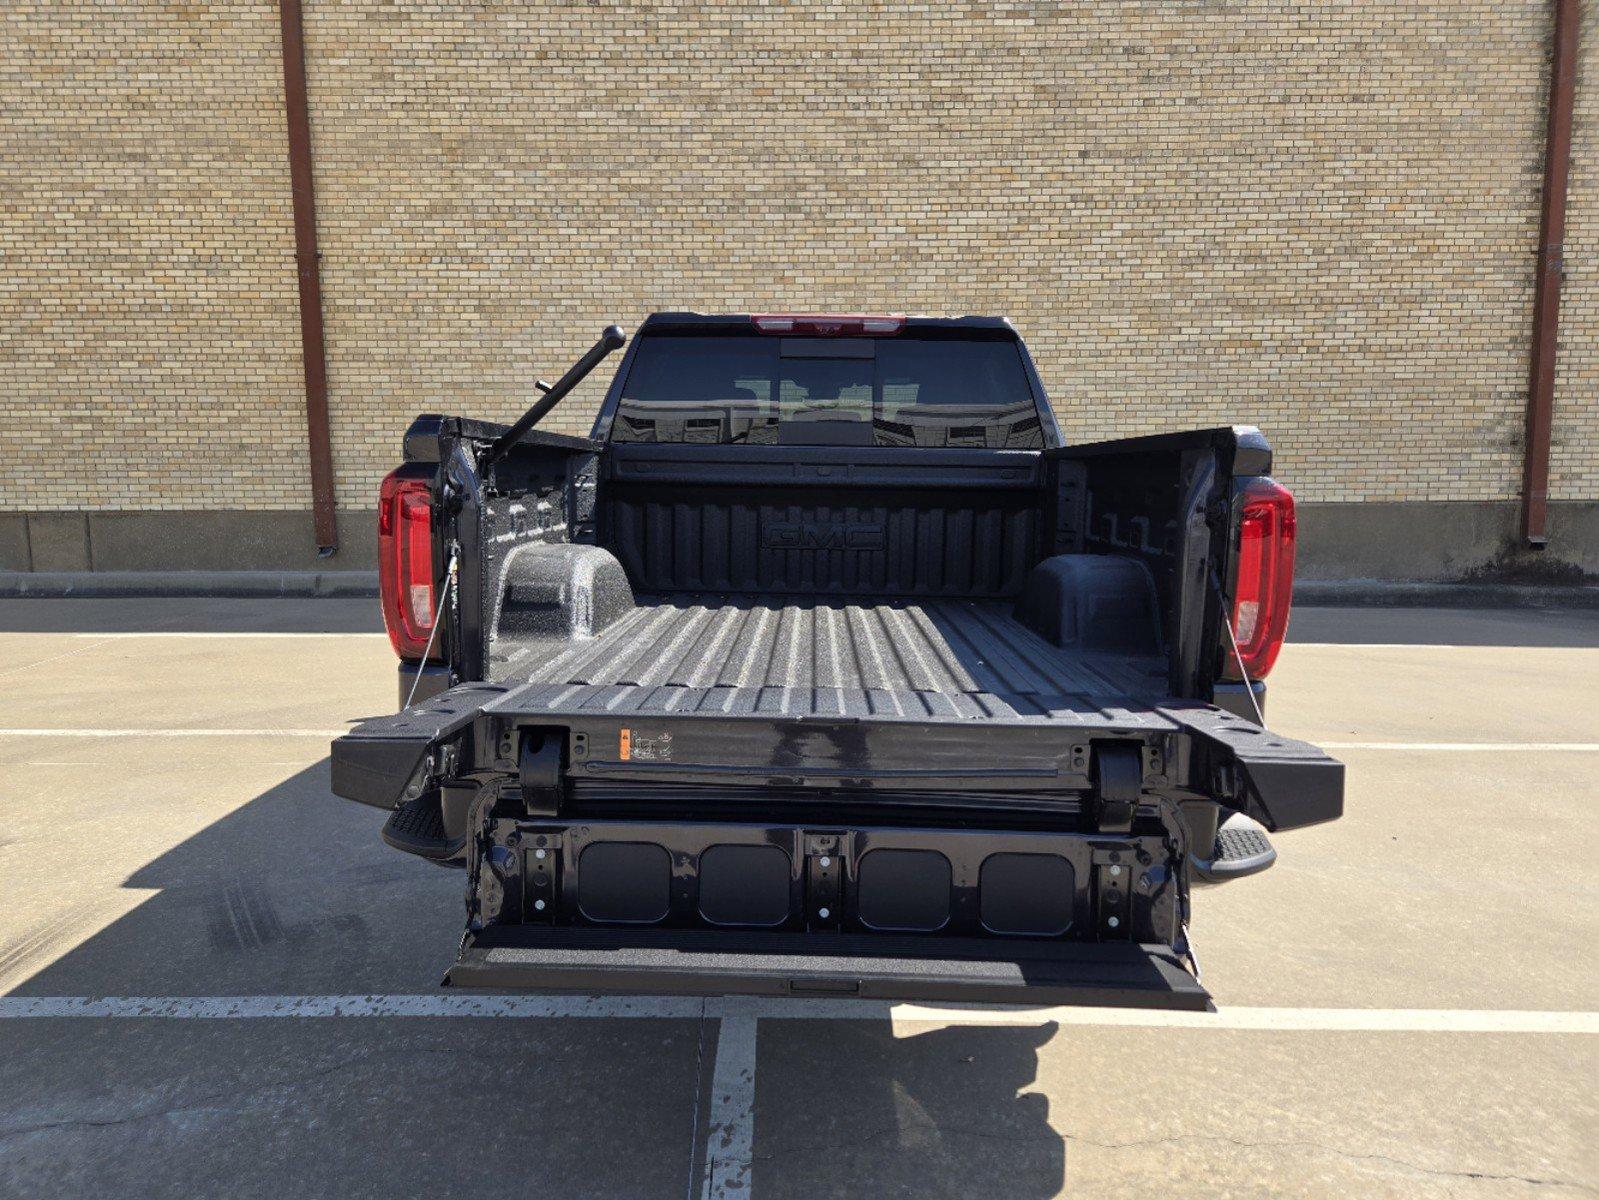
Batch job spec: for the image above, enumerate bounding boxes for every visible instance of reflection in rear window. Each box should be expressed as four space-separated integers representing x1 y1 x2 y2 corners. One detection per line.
610 335 1044 448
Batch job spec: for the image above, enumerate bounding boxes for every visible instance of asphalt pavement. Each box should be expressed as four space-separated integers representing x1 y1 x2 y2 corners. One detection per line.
0 598 1596 1198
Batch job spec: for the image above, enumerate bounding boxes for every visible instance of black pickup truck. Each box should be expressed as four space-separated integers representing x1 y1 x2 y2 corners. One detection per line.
332 313 1343 1010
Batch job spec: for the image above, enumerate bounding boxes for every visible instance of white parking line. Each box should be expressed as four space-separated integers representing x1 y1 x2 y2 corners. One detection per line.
875 1005 1599 1035
50 636 1593 648
1319 742 1599 752
1289 643 1531 649
0 728 345 738
701 1014 758 1200
70 632 386 639
3 995 1595 1034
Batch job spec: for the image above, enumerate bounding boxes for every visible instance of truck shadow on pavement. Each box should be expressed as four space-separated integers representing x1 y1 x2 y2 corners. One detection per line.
3 759 1067 1200
751 1019 1063 1198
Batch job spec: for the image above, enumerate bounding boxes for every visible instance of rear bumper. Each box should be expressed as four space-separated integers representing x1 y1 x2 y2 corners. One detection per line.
332 684 1344 832
447 928 1211 1010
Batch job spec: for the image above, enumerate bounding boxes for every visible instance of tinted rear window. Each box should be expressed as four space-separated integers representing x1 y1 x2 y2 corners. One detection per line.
610 334 1044 448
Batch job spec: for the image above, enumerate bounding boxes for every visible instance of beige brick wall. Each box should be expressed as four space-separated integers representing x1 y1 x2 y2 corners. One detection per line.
1554 0 1599 504
0 2 305 511
2 1 1593 514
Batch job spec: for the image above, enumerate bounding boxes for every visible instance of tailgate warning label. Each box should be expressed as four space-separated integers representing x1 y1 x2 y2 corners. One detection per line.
619 728 672 762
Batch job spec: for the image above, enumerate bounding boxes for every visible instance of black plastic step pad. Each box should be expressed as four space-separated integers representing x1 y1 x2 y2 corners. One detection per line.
1214 825 1274 864
382 794 459 860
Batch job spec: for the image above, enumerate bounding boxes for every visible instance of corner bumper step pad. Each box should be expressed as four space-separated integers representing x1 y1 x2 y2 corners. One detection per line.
1190 809 1277 884
381 793 466 862
445 928 1211 1010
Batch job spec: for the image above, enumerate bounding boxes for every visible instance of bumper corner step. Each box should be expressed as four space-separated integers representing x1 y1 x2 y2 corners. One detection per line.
1191 809 1277 884
382 793 466 863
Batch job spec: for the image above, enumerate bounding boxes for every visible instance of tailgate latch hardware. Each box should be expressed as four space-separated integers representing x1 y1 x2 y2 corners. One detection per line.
517 731 564 817
1092 846 1135 940
523 839 560 923
1089 742 1142 834
804 832 844 931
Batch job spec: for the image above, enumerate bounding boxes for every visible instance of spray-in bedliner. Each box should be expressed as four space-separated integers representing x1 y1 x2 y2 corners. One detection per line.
487 594 1173 725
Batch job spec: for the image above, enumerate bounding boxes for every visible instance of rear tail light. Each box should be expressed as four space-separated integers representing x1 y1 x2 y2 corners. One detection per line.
378 468 438 659
752 313 904 336
1224 477 1296 680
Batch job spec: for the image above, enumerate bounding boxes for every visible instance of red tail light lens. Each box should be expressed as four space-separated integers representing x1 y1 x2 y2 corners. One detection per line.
378 468 437 659
1224 477 1297 680
751 313 905 336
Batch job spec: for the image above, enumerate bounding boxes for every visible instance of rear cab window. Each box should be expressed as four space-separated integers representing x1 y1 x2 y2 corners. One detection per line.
609 329 1045 449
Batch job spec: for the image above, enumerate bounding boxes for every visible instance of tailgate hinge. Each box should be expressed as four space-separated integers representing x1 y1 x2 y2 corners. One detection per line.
1090 742 1143 834
517 731 565 817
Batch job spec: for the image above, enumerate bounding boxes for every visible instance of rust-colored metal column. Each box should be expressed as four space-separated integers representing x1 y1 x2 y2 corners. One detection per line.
1521 0 1581 547
277 0 338 554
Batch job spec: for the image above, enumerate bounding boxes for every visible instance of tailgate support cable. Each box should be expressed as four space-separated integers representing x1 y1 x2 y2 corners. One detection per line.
1182 922 1203 984
404 548 459 709
1213 568 1268 727
1222 615 1267 727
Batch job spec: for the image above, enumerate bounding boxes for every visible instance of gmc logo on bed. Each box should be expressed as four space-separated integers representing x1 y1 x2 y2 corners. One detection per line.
762 521 887 551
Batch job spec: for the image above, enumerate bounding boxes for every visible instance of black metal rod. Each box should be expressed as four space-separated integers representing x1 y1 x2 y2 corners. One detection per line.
485 325 626 468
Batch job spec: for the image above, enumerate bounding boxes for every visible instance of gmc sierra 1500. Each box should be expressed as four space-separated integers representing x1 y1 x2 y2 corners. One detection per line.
331 313 1343 1010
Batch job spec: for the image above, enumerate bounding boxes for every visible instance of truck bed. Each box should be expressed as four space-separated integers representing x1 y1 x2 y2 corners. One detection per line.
331 330 1347 1013
488 595 1172 726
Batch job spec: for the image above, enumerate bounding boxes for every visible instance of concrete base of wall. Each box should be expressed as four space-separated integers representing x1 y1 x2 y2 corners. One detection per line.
3 502 1596 582
0 570 379 598
1295 501 1599 582
1 510 378 574
10 571 1599 608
